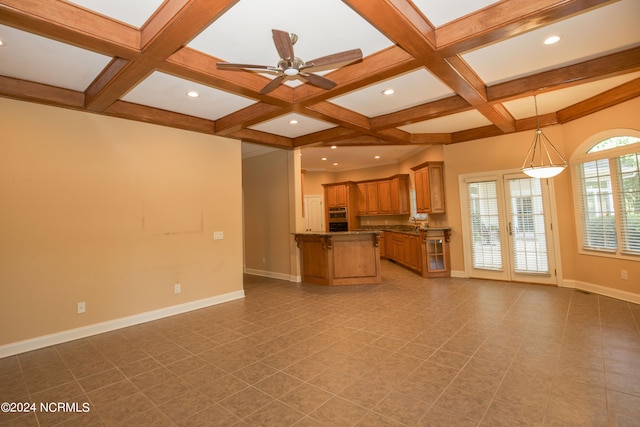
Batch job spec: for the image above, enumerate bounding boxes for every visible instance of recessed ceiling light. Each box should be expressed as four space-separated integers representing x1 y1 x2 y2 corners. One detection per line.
332 162 339 166
186 91 199 98
321 157 327 161
374 155 381 159
0 40 5 47
331 145 337 149
543 35 560 45
289 119 298 125
382 89 394 95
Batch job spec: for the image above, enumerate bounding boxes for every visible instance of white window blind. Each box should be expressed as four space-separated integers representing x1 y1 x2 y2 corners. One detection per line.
616 152 640 255
467 180 502 270
574 135 640 258
576 159 617 251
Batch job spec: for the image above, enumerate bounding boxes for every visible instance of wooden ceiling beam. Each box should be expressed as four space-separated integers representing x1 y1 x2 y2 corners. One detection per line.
162 48 294 104
0 75 85 109
294 127 360 148
228 128 293 149
104 100 216 134
215 103 290 136
84 0 239 112
436 0 617 56
0 0 140 58
557 77 640 122
488 46 640 101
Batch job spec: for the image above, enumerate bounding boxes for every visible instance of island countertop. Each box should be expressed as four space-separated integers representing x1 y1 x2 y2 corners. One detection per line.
294 232 381 286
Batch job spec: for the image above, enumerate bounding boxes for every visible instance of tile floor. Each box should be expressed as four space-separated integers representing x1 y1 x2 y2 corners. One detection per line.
1 260 640 426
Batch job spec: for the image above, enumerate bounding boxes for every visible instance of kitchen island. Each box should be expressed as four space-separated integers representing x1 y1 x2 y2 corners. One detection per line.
294 231 381 286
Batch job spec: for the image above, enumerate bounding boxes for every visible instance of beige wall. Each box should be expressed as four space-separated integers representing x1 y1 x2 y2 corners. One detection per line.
0 98 244 347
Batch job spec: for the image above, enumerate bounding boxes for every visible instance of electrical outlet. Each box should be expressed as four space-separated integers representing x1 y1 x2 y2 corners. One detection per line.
77 302 86 314
174 283 181 294
213 231 224 240
621 270 628 280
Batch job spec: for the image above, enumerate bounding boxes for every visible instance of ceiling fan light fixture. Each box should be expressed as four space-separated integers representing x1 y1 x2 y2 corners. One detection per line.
521 95 567 179
284 68 299 76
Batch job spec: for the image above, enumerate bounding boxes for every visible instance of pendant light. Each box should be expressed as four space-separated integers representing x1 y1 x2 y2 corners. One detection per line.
521 95 567 178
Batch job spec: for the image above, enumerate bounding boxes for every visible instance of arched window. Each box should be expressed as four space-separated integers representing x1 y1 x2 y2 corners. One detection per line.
572 130 640 259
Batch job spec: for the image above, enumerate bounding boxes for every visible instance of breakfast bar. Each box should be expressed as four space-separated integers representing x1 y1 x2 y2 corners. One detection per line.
294 231 381 286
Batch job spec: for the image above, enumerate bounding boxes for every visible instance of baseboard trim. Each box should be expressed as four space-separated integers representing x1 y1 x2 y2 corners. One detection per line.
0 290 245 358
450 270 467 278
244 268 299 282
561 279 640 304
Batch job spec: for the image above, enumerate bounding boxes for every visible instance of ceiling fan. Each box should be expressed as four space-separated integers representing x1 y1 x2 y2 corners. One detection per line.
216 29 363 95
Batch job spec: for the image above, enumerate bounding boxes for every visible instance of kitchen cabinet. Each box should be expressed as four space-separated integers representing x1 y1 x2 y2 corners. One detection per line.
411 162 445 214
422 228 451 277
383 228 451 277
322 182 360 231
356 174 409 216
379 231 386 257
325 183 348 208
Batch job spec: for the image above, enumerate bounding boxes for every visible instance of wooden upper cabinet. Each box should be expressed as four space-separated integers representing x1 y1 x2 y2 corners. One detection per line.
354 174 410 216
411 162 445 214
377 180 391 214
366 182 379 214
389 175 409 214
325 183 348 208
356 183 367 215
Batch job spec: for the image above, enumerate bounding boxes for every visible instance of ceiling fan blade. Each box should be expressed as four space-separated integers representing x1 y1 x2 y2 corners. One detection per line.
301 73 337 90
259 75 286 95
304 48 363 69
272 29 294 60
216 62 273 71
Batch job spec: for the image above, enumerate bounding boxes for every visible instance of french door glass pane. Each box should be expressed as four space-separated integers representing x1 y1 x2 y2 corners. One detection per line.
508 178 549 273
468 181 502 270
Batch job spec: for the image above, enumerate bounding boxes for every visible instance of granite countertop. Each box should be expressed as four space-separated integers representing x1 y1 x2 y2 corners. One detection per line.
358 226 451 235
293 230 381 236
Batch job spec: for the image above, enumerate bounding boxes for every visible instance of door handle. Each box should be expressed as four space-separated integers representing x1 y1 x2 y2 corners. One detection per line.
508 222 513 236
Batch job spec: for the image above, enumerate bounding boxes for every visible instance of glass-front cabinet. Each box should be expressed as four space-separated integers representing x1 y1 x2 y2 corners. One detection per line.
421 228 451 277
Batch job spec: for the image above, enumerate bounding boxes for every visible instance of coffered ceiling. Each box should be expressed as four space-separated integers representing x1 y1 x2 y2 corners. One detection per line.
1 0 639 171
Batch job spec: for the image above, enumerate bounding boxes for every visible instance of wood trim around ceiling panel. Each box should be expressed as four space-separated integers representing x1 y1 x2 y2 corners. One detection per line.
475 103 516 133
304 102 371 131
0 0 140 58
487 46 640 101
450 125 505 144
229 128 293 149
556 77 640 123
515 112 560 132
371 95 471 130
409 133 452 144
0 75 85 109
215 103 289 135
293 127 360 148
104 100 215 134
163 48 294 103
85 0 240 112
435 0 615 56
344 0 438 61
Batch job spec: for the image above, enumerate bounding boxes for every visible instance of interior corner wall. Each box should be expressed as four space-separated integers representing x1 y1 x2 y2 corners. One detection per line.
0 98 244 349
242 149 295 280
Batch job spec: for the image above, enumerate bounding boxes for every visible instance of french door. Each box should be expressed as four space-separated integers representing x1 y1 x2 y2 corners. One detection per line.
461 172 557 285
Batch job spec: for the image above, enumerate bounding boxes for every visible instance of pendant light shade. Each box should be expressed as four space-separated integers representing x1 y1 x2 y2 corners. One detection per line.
521 95 567 179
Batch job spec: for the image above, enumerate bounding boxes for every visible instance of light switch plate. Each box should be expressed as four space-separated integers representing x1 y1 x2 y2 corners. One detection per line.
213 231 224 240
